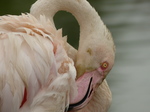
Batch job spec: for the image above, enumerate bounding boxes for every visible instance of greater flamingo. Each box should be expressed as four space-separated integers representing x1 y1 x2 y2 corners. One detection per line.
31 0 115 111
0 0 115 111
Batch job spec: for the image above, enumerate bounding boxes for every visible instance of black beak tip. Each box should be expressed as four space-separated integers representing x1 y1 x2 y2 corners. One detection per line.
65 106 72 112
64 77 93 112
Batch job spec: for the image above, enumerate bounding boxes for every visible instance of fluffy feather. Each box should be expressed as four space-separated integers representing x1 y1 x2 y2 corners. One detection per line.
0 14 77 112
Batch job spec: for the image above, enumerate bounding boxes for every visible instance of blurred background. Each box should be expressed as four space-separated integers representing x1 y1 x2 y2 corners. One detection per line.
0 0 150 112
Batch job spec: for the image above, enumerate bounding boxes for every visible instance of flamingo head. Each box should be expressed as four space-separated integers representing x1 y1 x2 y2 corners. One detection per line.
68 35 115 111
76 42 115 78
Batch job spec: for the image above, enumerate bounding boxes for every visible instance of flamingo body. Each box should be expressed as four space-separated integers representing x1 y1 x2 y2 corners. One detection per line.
0 14 77 112
0 0 115 111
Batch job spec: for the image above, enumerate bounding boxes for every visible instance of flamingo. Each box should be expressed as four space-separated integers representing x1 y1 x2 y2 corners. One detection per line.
0 0 115 112
31 0 115 111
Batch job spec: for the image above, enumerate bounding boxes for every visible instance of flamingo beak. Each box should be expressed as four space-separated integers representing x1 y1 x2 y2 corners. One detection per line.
67 67 105 111
76 65 96 79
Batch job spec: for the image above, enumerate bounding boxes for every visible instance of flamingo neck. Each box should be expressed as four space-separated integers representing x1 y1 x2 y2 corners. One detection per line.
30 0 105 45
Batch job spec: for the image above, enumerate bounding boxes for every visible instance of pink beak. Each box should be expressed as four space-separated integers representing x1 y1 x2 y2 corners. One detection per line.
68 67 105 111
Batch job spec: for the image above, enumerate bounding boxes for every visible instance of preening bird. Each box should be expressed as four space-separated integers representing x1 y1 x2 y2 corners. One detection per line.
0 0 115 112
31 0 115 111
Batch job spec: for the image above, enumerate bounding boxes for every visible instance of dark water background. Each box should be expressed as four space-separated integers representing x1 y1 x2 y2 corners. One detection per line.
0 0 150 112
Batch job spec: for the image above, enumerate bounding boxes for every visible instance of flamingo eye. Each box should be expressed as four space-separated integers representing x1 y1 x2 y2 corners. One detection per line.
101 61 109 70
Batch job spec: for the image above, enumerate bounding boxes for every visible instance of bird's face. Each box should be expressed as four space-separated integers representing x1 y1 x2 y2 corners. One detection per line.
76 42 115 78
68 43 115 111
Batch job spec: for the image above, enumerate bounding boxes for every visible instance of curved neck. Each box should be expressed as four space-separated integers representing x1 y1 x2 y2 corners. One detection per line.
30 0 105 45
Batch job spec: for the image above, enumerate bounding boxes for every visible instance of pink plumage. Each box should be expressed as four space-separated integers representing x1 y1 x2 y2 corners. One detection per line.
0 0 115 111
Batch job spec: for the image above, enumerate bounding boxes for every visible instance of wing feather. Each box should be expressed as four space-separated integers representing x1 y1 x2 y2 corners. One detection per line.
0 14 77 112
